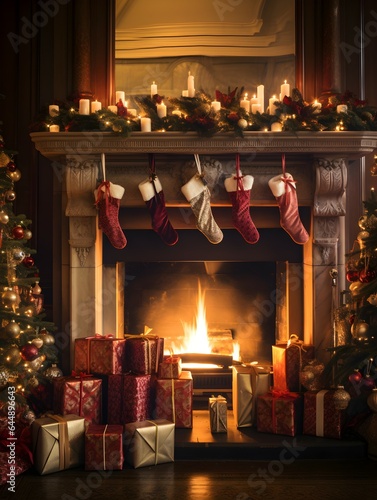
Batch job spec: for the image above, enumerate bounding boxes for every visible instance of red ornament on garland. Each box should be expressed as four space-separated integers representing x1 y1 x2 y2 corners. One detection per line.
346 270 359 282
12 225 24 239
21 343 39 361
362 375 376 391
23 256 35 268
359 268 377 283
348 369 363 384
7 160 17 172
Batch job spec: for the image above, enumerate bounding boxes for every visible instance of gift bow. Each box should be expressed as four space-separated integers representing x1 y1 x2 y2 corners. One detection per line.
271 389 300 400
86 333 114 340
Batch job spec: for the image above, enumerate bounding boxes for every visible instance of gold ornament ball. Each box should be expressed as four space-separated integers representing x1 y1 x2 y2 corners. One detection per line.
8 169 21 182
31 337 43 349
1 289 18 309
44 363 63 379
0 210 9 224
29 354 46 371
4 320 21 340
367 388 377 412
237 118 248 129
4 346 22 367
0 366 10 390
28 376 39 388
20 305 36 317
333 386 351 410
5 190 16 201
23 229 32 240
40 333 55 346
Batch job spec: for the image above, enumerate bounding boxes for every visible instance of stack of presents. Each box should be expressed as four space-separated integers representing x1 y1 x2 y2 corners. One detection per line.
30 333 349 474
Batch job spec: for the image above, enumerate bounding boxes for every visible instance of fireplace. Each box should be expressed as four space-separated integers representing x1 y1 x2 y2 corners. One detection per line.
30 131 377 374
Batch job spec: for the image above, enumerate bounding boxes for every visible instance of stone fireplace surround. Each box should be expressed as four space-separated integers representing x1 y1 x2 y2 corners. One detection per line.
31 130 377 368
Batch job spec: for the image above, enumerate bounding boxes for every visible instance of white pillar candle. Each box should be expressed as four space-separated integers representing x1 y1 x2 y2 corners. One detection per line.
337 104 348 113
240 94 250 113
79 99 90 115
49 124 60 132
151 81 157 98
187 72 195 97
280 80 290 98
141 117 152 132
271 122 283 132
116 91 125 104
108 105 117 114
157 101 167 118
251 103 261 114
91 100 102 113
182 90 189 97
49 104 59 116
268 95 278 115
211 100 221 112
257 85 264 113
313 99 322 114
251 94 259 105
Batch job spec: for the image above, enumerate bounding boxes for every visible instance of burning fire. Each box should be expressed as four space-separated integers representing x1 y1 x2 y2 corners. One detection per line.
170 281 241 362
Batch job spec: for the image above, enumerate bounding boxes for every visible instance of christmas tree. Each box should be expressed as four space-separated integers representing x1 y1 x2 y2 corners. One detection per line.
0 126 60 421
327 188 377 395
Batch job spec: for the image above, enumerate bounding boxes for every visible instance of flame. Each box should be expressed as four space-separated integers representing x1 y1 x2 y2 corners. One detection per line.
180 281 211 353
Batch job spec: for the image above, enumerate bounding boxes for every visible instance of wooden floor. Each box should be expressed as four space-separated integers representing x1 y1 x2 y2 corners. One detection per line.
1 459 377 500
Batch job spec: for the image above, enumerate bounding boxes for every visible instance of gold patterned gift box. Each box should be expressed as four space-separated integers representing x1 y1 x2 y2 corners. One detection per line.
232 365 271 428
31 414 85 475
209 395 227 433
124 419 175 468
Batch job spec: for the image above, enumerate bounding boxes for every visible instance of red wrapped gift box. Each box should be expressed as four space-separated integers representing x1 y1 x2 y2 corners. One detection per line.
303 390 346 439
85 424 124 470
124 334 164 375
158 355 182 379
74 335 126 375
107 373 151 424
53 376 102 424
155 371 193 428
272 342 315 392
257 391 303 436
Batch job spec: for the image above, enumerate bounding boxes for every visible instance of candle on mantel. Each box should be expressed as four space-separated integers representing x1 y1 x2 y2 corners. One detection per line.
240 93 250 113
182 90 189 97
187 71 195 97
337 104 348 113
157 101 167 118
280 80 290 98
257 85 264 113
49 124 60 132
116 91 125 104
251 102 261 114
268 95 278 115
79 99 90 115
91 100 102 113
108 105 117 114
49 104 59 116
211 99 221 112
271 122 283 132
151 81 157 98
141 117 151 132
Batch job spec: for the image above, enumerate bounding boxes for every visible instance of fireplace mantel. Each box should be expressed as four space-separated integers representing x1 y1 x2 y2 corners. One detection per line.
30 130 377 368
31 130 377 159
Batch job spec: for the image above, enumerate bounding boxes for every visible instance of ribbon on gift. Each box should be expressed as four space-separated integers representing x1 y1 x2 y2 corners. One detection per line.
71 371 92 417
315 390 329 437
170 379 176 424
102 424 108 470
48 414 70 471
146 420 159 465
125 327 160 374
270 390 299 433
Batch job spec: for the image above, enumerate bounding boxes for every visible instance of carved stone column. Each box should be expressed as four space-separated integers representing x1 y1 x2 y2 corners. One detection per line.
65 155 103 362
311 157 347 361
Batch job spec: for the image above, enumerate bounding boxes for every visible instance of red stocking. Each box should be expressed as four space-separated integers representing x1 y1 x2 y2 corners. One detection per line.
94 181 127 249
225 154 259 244
139 155 178 246
268 154 309 245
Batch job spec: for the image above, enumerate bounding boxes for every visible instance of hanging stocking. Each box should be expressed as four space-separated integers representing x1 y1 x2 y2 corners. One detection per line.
138 154 178 246
181 154 223 244
268 154 309 245
224 154 259 244
94 154 127 249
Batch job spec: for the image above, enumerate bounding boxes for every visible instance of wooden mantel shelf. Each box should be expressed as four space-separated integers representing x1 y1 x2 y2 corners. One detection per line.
30 131 377 161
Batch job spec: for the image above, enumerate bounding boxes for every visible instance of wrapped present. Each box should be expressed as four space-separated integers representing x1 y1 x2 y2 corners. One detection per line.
85 424 124 470
272 338 315 392
74 335 126 375
232 365 271 428
53 375 102 424
209 395 227 433
108 373 151 424
31 414 85 475
124 419 174 468
257 391 303 436
155 371 193 428
303 390 346 439
124 333 164 375
158 354 182 379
